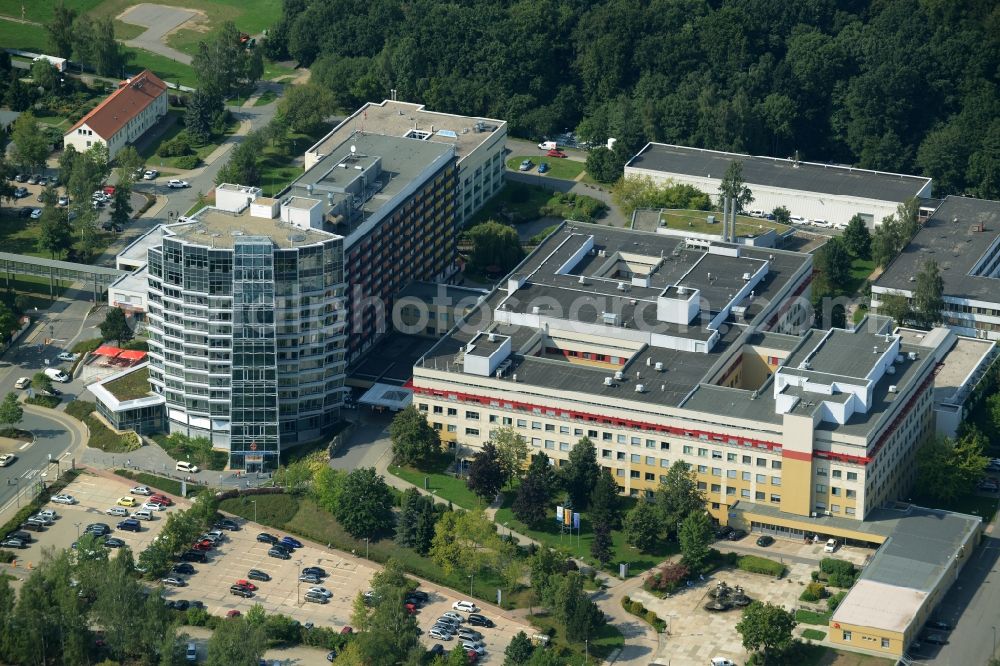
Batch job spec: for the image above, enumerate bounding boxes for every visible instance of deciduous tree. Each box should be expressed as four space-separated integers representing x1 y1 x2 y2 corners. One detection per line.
10 113 50 172
466 221 524 273
276 83 334 134
913 259 944 326
718 161 754 211
842 214 871 259
504 631 534 665
334 467 394 538
466 441 505 503
678 510 714 574
655 461 704 540
878 291 911 325
37 207 72 258
590 521 613 566
389 405 440 468
206 616 266 666
916 431 988 503
561 437 599 511
736 601 796 663
46 1 78 59
0 392 23 434
100 307 132 344
492 426 529 483
623 500 660 553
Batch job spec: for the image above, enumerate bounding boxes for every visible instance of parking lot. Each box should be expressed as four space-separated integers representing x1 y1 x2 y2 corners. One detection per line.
6 472 531 662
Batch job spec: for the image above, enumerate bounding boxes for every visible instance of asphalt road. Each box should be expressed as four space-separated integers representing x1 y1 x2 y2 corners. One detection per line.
0 407 83 514
118 4 198 66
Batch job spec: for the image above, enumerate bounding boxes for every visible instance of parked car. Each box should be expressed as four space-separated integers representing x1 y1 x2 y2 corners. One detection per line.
44 367 69 383
441 611 465 623
38 509 56 521
268 547 291 560
467 614 494 628
186 642 197 662
133 509 154 521
14 377 31 390
230 584 253 598
0 454 15 467
727 529 748 541
14 173 27 183
85 523 111 536
453 600 478 613
714 525 733 540
304 591 329 604
462 641 485 656
227 609 241 618
457 628 483 642
429 629 452 641
0 537 26 548
117 496 138 507
149 494 173 506
106 506 129 517
298 572 321 584
537 162 549 174
824 539 838 553
39 388 62 397
162 577 186 587
247 569 270 582
104 537 126 548
27 174 39 184
257 533 278 544
29 209 42 220
143 170 158 180
921 632 948 645
307 586 332 598
235 579 258 591
181 550 207 563
755 535 775 547
302 566 327 577
4 530 30 543
58 195 69 206
214 518 239 531
176 460 199 473
130 486 152 495
141 502 164 512
13 187 28 198
167 179 190 188
52 494 77 504
173 563 196 575
925 620 953 631
518 159 533 171
546 149 568 158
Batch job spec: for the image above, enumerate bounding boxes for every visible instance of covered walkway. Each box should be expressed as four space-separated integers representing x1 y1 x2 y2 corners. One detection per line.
0 252 125 302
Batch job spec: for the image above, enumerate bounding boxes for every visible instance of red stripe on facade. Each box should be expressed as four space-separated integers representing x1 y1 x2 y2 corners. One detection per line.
781 449 812 462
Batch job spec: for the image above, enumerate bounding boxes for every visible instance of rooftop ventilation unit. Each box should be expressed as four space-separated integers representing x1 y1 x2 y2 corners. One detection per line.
655 362 664 372
742 273 751 281
886 365 896 374
578 275 586 285
908 351 918 360
888 385 898 393
603 376 614 386
614 370 624 381
488 332 496 343
532 306 541 314
873 346 879 354
617 282 626 291
635 384 645 393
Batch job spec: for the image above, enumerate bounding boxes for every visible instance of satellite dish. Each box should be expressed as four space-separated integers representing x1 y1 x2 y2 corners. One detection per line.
350 145 356 155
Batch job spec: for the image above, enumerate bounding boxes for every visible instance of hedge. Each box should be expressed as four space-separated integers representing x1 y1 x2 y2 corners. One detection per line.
799 582 827 602
115 469 205 497
738 555 785 577
826 590 847 612
25 395 60 409
819 558 857 588
621 595 666 632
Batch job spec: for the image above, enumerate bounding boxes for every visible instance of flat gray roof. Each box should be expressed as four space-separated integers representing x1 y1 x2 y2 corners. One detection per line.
398 281 487 305
874 196 1000 302
309 100 505 164
171 208 338 250
783 319 894 380
626 143 931 202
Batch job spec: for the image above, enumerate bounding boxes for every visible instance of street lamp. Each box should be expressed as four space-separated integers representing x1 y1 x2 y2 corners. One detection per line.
297 560 303 605
993 625 997 656
251 500 257 524
468 574 474 596
364 537 369 560
74 522 81 539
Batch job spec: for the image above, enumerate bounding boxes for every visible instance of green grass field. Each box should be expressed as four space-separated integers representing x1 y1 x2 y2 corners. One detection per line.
506 155 586 181
389 457 486 510
527 613 624 664
125 47 198 88
0 0 279 33
0 18 48 51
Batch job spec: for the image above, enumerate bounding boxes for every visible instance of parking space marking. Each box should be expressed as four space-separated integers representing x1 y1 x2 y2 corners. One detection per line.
18 442 31 450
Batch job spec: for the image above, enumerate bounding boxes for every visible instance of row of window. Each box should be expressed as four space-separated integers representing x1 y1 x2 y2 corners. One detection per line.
840 631 890 650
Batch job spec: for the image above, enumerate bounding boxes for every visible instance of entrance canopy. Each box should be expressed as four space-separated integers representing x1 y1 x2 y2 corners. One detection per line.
358 383 413 411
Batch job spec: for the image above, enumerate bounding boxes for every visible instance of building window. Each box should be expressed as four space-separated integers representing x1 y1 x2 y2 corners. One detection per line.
660 459 670 467
418 403 428 411
489 415 498 423
816 484 827 493
630 470 640 479
771 476 781 486
618 435 627 444
845 507 856 516
712 450 722 459
846 489 856 498
532 438 541 448
559 442 570 451
881 638 889 649
616 469 624 477
831 504 840 513
697 465 707 473
711 484 721 492
832 470 842 478
645 472 655 481
843 631 852 641
516 419 527 428
698 448 708 457
817 468 827 476
741 489 751 498
847 472 858 481
683 446 693 455
697 482 707 490
544 440 554 449
772 461 782 470
831 487 841 496
502 417 512 426
727 453 736 462
545 424 555 432
646 456 655 465
755 491 765 500
617 452 626 461
601 449 612 459
757 458 767 467
433 406 443 414
742 455 751 464
711 467 722 476
742 471 751 481
559 426 570 434
447 425 457 432
531 421 541 430
727 469 737 479
631 454 641 463
770 494 780 503
465 428 479 436
756 474 766 483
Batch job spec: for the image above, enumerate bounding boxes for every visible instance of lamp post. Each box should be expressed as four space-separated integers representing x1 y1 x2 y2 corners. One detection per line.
468 574 474 596
993 625 997 656
74 522 81 539
585 638 589 664
297 560 303 605
251 500 257 524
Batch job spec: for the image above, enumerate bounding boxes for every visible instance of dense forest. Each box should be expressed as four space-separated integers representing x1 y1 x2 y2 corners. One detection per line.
264 0 1000 199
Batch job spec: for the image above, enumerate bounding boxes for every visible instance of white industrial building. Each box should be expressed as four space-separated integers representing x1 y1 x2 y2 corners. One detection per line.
625 143 932 228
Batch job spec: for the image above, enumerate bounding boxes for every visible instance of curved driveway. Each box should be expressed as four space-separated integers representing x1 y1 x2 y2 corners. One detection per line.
0 406 87 518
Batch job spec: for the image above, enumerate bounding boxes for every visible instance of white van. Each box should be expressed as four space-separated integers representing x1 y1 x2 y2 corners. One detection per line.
176 461 199 473
185 642 197 661
44 367 70 383
133 509 153 521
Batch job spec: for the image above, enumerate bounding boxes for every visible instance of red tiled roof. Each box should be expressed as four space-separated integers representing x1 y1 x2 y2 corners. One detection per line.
67 70 167 140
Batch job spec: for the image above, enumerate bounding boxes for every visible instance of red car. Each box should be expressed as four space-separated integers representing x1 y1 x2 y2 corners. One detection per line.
191 541 212 552
546 149 568 158
235 579 257 591
226 609 241 618
467 651 479 664
149 495 172 506
102 185 116 196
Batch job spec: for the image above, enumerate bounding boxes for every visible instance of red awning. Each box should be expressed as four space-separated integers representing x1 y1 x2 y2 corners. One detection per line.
117 350 146 361
93 345 123 357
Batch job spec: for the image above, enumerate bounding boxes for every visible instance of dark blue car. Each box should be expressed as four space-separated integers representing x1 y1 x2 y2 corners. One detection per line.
117 519 141 532
280 536 302 549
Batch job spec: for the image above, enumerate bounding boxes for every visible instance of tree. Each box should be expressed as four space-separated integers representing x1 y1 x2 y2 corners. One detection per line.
466 441 505 502
351 559 422 664
100 307 132 344
736 601 796 664
396 487 438 554
623 501 660 553
0 392 23 434
655 461 705 540
492 426 529 483
389 405 440 467
916 431 988 503
46 1 78 58
585 146 626 183
878 291 911 325
430 509 504 579
32 372 53 395
551 572 606 642
30 61 59 95
718 161 754 212
772 206 790 225
114 145 144 183
466 221 524 273
589 468 621 529
10 113 50 172
612 175 711 216
185 89 225 145
814 237 852 296
913 259 944 326
206 616 266 666
678 510 714 574
561 437 600 511
590 520 613 565
334 467 394 539
193 21 255 98
37 207 72 258
512 454 554 528
277 84 334 135
215 133 263 186
504 631 535 665
842 214 871 259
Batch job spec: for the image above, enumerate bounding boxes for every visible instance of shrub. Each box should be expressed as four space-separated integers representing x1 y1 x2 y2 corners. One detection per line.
737 555 785 577
799 582 827 602
644 561 690 594
186 606 210 626
25 395 60 408
827 590 848 612
65 399 96 421
0 550 16 563
174 155 200 170
820 558 857 587
157 131 194 157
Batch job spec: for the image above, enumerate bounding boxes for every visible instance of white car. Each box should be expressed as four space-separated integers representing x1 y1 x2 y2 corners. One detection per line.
130 486 153 495
0 453 15 467
143 170 158 180
428 629 452 641
161 576 186 587
306 586 333 598
52 494 77 505
789 215 807 225
452 600 478 613
711 659 737 666
141 502 165 512
56 352 79 362
106 506 129 517
38 509 56 520
14 377 30 389
30 209 42 219
824 538 838 553
441 611 465 622
167 179 190 189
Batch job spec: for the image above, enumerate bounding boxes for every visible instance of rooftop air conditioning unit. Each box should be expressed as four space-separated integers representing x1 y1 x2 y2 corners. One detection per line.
603 377 613 386
635 384 645 393
908 351 918 360
888 385 898 393
488 332 496 343
886 366 895 374
617 282 626 291
614 370 624 381
655 362 664 372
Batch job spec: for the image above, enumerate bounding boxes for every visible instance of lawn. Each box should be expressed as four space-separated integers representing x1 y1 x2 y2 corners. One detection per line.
115 469 206 497
0 19 48 54
802 628 827 641
263 61 298 82
471 182 606 226
527 613 624 664
654 209 791 236
845 257 876 296
220 494 530 609
795 608 832 625
103 367 150 401
0 209 115 264
258 127 330 197
138 109 239 169
494 494 676 576
124 47 199 88
388 452 485 509
112 19 144 40
253 90 278 106
506 155 586 181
